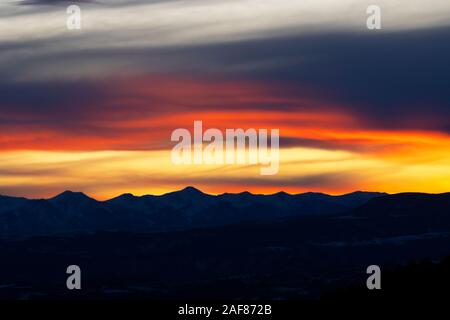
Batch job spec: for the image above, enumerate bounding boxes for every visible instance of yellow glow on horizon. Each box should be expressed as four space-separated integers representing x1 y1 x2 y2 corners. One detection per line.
1 137 449 200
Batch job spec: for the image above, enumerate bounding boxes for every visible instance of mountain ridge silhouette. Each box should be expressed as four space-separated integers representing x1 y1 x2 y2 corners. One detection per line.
0 187 388 238
1 186 388 202
1 191 449 300
1 188 449 239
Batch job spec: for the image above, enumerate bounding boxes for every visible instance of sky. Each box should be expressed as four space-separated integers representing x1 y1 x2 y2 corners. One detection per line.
0 0 449 199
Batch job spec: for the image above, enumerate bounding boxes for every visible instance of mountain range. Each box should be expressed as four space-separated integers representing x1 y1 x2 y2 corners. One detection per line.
1 191 449 300
0 187 386 238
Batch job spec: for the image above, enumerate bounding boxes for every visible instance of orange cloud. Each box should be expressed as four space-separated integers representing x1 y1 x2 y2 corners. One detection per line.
1 75 449 197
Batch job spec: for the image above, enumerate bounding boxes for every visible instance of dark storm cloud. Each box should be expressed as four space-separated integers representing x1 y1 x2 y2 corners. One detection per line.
0 78 144 140
179 28 450 131
0 80 105 122
1 26 449 133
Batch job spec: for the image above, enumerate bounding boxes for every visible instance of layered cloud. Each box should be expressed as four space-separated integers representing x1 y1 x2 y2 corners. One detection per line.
0 0 449 197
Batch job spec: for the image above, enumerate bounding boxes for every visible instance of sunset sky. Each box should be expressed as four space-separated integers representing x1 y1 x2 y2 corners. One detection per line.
0 0 449 199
